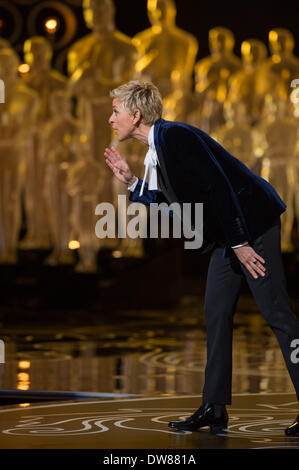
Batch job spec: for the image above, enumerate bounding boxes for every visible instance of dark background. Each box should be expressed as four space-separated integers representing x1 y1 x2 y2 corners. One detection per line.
0 0 298 75
114 0 299 58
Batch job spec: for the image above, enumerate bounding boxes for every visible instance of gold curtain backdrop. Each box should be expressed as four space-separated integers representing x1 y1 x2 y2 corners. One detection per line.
0 0 299 272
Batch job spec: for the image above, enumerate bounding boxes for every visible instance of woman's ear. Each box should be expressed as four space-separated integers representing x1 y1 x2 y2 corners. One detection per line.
132 108 142 125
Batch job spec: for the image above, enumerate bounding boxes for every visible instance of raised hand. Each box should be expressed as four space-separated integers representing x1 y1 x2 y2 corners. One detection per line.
104 146 136 185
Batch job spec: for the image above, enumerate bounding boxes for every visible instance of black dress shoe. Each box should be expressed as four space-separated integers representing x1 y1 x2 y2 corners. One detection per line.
168 403 228 433
285 415 299 436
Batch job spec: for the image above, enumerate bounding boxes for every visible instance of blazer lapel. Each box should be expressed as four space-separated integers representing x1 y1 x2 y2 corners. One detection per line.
154 119 178 203
153 118 163 154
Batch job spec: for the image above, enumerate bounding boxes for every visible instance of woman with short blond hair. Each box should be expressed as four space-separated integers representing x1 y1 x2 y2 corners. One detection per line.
105 79 299 437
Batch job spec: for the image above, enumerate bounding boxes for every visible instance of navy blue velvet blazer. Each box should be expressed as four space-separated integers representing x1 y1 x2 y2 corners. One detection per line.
129 118 286 255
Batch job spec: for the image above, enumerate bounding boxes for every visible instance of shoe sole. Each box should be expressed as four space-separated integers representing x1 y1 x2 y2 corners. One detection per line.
210 423 228 433
168 422 228 433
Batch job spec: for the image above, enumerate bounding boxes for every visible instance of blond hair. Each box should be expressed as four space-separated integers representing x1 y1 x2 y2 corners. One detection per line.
110 80 163 125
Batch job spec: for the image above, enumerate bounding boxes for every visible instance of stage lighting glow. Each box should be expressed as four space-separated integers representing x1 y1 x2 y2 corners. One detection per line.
45 18 58 34
17 384 30 391
18 63 30 76
18 372 30 382
17 370 30 391
18 361 31 370
69 240 80 250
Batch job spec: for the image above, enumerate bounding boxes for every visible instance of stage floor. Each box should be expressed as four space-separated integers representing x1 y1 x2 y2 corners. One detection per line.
0 305 297 397
0 393 298 449
0 290 298 451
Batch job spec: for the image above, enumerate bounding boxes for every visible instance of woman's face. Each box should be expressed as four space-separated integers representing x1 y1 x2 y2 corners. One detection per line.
108 98 135 141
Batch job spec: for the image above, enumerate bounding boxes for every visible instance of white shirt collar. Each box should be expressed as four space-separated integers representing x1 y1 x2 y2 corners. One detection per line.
148 124 155 149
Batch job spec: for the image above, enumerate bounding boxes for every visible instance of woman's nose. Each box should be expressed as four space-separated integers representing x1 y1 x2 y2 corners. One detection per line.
108 114 113 124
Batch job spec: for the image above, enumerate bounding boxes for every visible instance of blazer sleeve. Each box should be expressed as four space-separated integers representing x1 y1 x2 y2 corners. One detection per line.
160 126 250 246
128 177 169 206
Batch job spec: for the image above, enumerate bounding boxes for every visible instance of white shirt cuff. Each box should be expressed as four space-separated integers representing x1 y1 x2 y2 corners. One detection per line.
231 241 249 249
128 177 139 191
